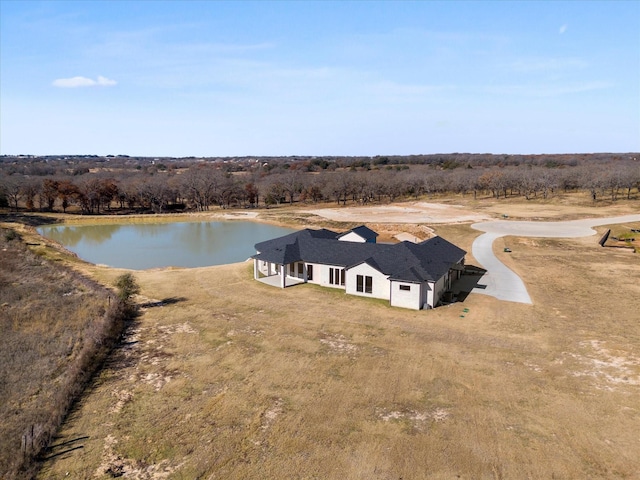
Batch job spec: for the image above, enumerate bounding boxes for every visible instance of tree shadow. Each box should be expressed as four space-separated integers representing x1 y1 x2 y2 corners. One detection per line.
139 296 188 309
42 445 84 460
42 436 89 460
48 436 89 450
0 213 60 226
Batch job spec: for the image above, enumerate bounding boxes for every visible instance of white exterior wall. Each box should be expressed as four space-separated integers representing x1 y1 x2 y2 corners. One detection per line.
345 263 390 300
338 231 366 243
316 264 346 289
255 253 463 310
390 281 422 310
304 262 322 285
256 259 272 277
427 275 447 308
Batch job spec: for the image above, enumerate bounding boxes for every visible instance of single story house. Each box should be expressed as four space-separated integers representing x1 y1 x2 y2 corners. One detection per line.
252 226 466 310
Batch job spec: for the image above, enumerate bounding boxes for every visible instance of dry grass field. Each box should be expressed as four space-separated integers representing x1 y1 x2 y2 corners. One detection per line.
0 223 124 479
14 196 640 479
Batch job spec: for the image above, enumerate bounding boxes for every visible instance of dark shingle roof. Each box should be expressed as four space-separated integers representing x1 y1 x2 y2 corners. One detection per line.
255 228 338 253
253 228 466 283
337 225 378 241
372 237 467 282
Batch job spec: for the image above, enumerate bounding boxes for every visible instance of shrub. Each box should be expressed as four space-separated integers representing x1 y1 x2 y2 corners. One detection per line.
4 229 19 241
114 273 140 303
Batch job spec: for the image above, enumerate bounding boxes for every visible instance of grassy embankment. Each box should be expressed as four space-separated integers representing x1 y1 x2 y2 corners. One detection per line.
0 220 133 480
28 196 640 479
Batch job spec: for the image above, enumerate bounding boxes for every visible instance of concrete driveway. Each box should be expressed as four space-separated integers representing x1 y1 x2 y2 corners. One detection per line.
470 214 640 304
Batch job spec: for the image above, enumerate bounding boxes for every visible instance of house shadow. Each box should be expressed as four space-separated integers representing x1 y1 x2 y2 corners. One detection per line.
451 265 487 302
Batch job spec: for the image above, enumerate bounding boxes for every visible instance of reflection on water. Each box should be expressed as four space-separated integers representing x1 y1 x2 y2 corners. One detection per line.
44 224 123 246
38 221 296 270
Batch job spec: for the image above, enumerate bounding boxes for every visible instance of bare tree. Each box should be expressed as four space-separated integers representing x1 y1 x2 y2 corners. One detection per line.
136 176 173 213
323 171 354 205
2 176 23 211
56 180 80 213
581 166 606 201
21 180 40 211
538 170 558 199
280 169 303 204
180 165 225 211
621 164 640 199
478 171 507 199
40 179 59 211
300 176 325 203
263 177 287 206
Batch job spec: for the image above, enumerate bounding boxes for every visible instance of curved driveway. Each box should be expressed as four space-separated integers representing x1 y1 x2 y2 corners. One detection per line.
470 215 640 304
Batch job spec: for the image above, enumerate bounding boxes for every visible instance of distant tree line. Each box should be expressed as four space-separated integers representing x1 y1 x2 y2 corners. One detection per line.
0 153 638 213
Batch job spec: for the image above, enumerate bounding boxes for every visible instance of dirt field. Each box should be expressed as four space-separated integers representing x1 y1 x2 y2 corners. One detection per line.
309 201 491 224
32 196 640 479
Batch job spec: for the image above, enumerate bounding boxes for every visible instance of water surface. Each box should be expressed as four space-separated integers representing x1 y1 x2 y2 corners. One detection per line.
38 221 296 270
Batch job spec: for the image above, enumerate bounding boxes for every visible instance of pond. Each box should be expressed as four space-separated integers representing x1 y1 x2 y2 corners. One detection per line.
37 221 296 270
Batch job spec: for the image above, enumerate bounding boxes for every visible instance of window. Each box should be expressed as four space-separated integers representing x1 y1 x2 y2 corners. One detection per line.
365 276 372 293
357 275 373 293
329 267 344 286
298 263 303 275
307 264 313 280
399 285 411 291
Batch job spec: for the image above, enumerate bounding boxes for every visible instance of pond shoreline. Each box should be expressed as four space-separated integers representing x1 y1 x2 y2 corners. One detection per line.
37 220 298 271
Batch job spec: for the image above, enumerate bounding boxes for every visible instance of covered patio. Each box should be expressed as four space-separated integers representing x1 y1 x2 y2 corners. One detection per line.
256 274 306 288
253 258 307 288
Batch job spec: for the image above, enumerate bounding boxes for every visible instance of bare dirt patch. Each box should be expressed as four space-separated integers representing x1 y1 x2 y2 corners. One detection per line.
310 201 491 224
95 434 183 479
378 406 451 429
319 332 359 357
564 340 640 391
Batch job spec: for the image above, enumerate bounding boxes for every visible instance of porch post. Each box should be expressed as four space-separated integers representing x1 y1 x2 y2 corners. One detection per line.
253 259 259 279
280 264 286 288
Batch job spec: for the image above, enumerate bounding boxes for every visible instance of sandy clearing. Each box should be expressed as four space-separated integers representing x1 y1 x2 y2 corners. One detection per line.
219 211 260 220
309 202 491 224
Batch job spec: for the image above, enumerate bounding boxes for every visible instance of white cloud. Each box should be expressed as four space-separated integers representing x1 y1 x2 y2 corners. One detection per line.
559 24 568 34
52 75 117 88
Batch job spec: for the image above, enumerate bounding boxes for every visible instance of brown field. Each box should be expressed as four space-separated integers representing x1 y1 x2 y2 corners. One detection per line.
0 224 127 480
9 195 639 479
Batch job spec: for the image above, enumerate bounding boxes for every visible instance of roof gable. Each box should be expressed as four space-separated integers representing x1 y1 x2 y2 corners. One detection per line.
337 225 378 242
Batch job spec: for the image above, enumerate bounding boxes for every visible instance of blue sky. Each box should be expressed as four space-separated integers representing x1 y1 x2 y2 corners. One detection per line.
1 1 638 157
